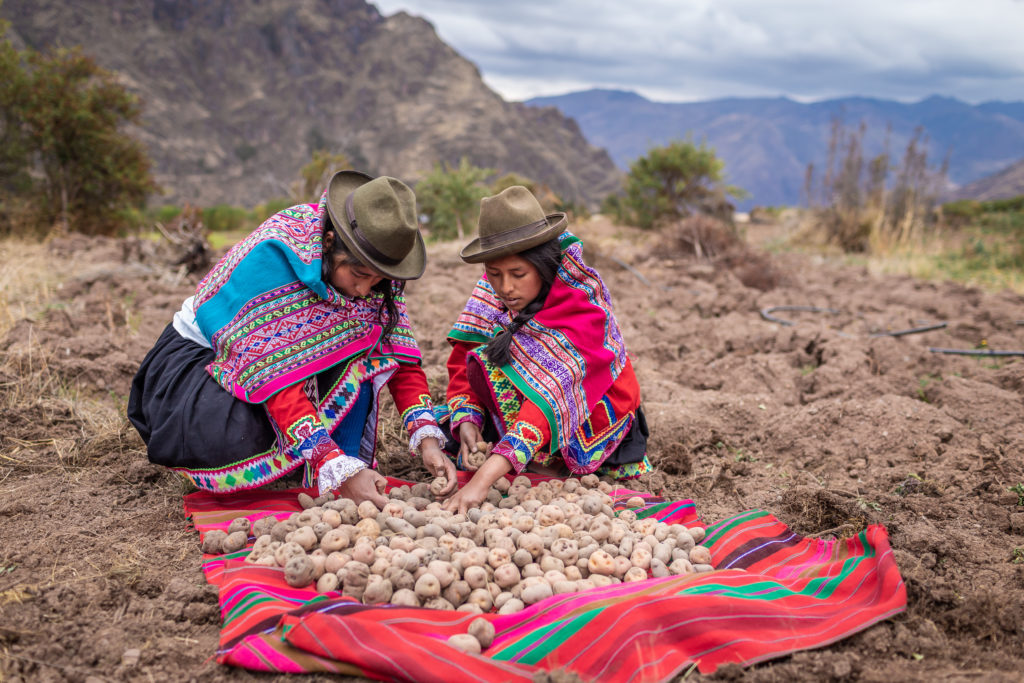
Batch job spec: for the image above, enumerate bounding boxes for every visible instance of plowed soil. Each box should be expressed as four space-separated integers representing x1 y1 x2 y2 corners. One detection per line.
1 216 1022 681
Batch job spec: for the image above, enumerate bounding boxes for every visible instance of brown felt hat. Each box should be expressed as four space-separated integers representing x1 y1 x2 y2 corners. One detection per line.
460 185 567 263
325 170 426 280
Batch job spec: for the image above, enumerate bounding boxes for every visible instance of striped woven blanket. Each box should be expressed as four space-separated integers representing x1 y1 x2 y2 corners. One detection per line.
184 475 905 680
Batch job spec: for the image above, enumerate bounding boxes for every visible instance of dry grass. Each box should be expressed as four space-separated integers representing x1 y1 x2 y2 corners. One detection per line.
0 239 66 339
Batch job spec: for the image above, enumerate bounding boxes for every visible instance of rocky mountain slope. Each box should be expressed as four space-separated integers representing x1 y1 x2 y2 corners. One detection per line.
528 89 1024 208
948 159 1024 201
1 0 621 208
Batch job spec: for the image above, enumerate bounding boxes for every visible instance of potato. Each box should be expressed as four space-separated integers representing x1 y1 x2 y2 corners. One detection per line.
427 560 458 588
443 579 471 606
487 547 511 569
227 517 252 536
467 587 493 611
363 576 394 604
588 550 615 576
391 588 420 607
689 527 706 544
468 618 495 648
252 515 277 538
298 492 316 510
465 450 487 469
414 572 441 599
352 517 379 538
316 572 340 593
688 545 712 565
284 555 316 587
425 597 455 611
287 526 317 551
463 565 488 589
429 476 449 497
274 541 306 568
447 634 482 654
320 528 351 554
201 529 228 554
498 598 525 615
521 582 553 605
623 566 648 582
630 547 652 570
493 562 521 589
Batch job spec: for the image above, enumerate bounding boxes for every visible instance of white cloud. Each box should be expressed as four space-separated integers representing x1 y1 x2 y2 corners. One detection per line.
373 0 1024 103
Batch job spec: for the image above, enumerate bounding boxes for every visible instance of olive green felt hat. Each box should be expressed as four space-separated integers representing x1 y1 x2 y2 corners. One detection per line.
460 185 567 264
325 170 426 280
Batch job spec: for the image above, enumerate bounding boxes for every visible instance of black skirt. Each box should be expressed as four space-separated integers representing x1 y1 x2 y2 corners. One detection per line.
127 324 278 470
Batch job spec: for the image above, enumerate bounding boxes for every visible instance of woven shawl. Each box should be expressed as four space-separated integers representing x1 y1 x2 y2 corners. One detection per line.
193 192 421 403
448 231 628 450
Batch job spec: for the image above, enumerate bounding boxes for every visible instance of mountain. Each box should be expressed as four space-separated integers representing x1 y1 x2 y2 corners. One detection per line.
948 160 1024 201
0 0 621 208
526 89 1024 209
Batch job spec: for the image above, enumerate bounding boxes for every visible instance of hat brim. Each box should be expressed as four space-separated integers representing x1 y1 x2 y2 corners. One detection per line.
325 171 427 280
459 213 567 264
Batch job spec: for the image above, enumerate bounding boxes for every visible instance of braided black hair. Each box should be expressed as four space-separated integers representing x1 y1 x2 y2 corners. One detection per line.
321 214 405 342
484 238 563 367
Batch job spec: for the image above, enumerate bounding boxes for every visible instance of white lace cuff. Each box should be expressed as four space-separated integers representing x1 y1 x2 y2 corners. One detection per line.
317 453 367 495
409 424 446 455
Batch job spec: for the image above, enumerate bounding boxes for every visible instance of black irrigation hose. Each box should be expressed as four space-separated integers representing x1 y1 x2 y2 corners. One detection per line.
761 306 1023 353
869 322 948 338
928 347 1024 357
760 305 841 326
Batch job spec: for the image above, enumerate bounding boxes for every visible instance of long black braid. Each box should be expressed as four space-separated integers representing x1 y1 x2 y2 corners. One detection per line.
484 238 563 367
321 213 405 342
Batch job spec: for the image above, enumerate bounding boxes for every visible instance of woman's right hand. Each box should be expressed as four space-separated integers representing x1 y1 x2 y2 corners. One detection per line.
333 469 388 509
458 422 485 469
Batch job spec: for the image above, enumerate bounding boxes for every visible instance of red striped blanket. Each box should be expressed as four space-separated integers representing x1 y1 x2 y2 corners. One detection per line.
184 474 905 680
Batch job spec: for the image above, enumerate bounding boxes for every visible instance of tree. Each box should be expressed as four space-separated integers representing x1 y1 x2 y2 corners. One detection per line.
294 149 350 200
616 139 746 229
415 157 494 240
0 16 31 201
0 24 156 236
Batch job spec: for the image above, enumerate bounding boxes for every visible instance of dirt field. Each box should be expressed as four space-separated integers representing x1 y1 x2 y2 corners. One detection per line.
1 216 1023 682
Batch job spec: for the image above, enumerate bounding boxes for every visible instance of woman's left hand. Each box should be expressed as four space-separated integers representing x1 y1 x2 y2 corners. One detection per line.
421 439 457 496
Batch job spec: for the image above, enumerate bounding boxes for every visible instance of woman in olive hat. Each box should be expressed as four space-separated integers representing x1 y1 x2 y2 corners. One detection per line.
128 171 456 507
439 186 650 514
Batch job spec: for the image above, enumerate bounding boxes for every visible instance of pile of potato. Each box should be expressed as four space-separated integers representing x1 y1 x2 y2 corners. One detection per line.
201 474 712 620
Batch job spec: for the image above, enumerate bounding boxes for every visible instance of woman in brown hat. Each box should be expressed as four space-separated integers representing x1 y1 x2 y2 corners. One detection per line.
440 186 650 514
128 171 456 507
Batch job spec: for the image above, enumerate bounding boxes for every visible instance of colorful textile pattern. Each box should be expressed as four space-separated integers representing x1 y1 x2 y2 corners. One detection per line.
447 393 484 430
474 351 642 476
193 192 421 403
184 476 906 680
449 230 628 452
173 445 305 492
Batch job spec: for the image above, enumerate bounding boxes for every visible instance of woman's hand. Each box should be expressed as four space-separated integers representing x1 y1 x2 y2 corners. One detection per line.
441 475 491 516
458 422 486 470
334 469 388 509
420 438 457 496
442 453 513 516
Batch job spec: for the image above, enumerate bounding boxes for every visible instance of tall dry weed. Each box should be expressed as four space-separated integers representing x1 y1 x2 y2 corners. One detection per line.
803 120 947 253
0 238 65 339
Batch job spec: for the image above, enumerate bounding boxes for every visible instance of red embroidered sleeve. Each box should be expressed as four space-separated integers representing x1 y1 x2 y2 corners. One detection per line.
265 384 367 493
445 339 485 431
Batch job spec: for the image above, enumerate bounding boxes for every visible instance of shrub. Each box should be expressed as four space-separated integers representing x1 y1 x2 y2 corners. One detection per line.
611 139 746 230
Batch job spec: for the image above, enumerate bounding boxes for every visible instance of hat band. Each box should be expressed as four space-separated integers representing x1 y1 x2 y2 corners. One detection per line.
479 217 551 249
345 192 402 267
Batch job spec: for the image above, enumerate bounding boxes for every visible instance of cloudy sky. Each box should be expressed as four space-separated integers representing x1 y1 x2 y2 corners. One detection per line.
373 0 1024 104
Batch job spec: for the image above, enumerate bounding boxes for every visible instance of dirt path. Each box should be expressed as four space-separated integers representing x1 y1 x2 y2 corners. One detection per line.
1 219 1022 681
